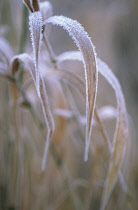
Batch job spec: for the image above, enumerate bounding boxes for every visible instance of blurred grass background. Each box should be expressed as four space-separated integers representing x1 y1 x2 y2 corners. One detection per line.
0 0 138 209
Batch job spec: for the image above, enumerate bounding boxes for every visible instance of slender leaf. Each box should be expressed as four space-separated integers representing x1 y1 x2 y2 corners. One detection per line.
32 0 40 12
97 58 128 210
29 11 43 96
22 0 39 12
56 50 128 209
44 16 98 161
10 53 55 170
22 0 33 12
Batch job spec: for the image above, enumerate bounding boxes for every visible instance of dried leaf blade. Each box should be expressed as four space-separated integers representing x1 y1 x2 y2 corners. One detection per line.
10 53 54 170
29 11 43 96
56 51 128 208
44 16 98 161
97 58 128 210
22 0 33 12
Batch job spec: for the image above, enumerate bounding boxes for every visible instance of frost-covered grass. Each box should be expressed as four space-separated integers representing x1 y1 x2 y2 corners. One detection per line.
0 0 136 210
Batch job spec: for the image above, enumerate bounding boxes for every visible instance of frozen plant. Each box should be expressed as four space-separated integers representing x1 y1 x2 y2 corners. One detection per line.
0 0 131 210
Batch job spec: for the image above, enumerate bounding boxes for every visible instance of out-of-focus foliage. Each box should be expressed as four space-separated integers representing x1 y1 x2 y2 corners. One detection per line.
0 0 137 210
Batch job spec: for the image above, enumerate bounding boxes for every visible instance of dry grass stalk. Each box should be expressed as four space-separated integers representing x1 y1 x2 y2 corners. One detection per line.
0 1 132 210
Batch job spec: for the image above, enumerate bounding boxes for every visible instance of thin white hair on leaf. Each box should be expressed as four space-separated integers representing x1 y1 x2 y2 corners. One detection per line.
29 11 43 97
40 1 53 21
44 16 98 161
56 51 128 208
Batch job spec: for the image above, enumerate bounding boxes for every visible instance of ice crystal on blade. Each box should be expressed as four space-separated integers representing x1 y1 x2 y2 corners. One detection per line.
44 15 98 161
29 11 43 97
1 1 130 208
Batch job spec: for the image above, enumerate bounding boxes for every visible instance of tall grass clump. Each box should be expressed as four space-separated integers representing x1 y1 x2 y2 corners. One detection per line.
0 0 135 210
